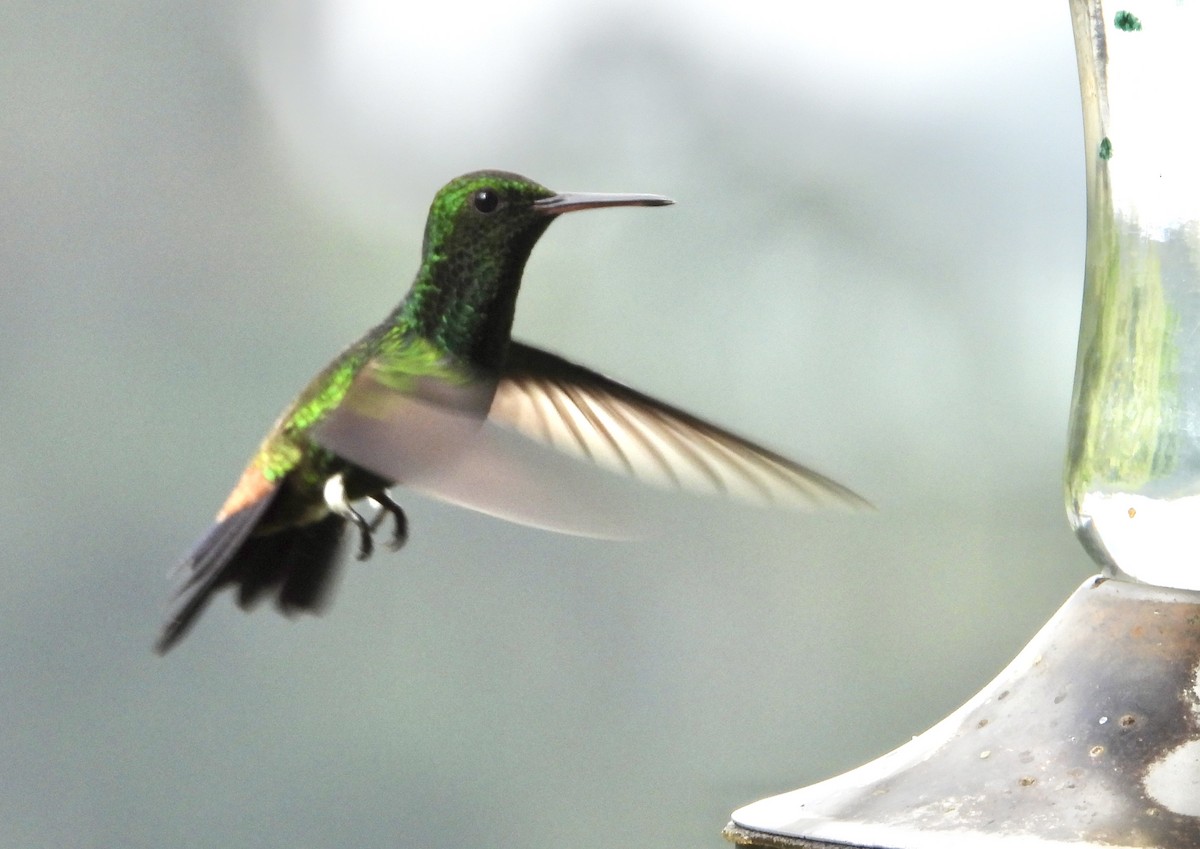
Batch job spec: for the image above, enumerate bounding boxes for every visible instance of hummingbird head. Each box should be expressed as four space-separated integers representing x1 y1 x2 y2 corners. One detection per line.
405 170 671 364
420 171 557 267
420 170 671 267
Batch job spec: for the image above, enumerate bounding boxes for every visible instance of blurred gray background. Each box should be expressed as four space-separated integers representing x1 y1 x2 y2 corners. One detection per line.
1 2 1093 847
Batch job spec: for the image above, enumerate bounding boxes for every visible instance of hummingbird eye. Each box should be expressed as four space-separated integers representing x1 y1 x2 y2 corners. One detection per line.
472 188 500 214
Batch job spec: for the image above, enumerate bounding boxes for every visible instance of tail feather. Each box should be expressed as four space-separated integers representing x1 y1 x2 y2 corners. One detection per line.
233 514 346 614
156 491 347 654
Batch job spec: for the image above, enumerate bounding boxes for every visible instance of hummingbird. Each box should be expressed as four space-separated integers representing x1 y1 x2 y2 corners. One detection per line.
156 170 867 653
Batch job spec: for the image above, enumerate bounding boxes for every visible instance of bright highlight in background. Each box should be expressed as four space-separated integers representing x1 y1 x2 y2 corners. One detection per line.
252 0 1067 219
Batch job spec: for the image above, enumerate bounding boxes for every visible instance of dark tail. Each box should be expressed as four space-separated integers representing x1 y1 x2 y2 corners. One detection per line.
156 495 346 654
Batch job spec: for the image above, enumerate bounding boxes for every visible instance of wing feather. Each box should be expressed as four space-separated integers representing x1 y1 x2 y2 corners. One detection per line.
492 343 869 511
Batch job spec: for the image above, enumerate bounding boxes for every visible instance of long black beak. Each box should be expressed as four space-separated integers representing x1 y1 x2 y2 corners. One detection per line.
533 191 674 215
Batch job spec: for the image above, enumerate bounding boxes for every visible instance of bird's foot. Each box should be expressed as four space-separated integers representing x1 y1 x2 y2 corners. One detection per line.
368 491 408 552
323 474 374 560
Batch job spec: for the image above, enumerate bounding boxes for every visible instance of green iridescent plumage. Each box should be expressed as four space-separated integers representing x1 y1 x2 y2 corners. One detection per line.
400 172 557 361
251 172 559 487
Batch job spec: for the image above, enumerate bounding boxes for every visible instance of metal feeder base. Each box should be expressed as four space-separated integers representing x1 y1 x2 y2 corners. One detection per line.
725 577 1200 848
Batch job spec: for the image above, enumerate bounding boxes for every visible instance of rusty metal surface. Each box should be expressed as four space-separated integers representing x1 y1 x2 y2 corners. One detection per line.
724 821 849 848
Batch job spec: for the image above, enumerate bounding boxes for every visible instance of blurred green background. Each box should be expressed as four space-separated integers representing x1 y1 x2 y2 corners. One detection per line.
1 2 1094 847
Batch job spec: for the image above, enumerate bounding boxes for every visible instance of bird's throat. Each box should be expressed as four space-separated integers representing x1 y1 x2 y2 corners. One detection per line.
398 251 527 368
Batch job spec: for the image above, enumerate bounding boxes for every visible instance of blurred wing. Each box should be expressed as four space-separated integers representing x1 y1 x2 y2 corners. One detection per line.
312 350 646 537
402 423 648 539
312 351 497 485
491 342 870 511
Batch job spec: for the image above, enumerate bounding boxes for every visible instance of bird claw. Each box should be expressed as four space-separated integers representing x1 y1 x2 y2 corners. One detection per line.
324 475 408 561
324 474 376 560
369 491 408 552
353 524 374 561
